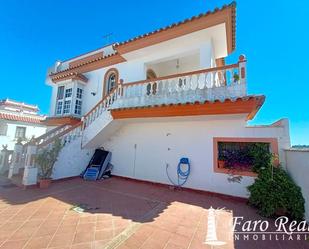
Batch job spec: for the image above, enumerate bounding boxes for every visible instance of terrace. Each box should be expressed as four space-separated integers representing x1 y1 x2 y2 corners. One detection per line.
0 177 306 249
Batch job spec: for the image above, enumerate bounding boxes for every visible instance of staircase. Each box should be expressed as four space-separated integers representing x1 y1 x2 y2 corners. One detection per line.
81 58 247 148
17 58 247 184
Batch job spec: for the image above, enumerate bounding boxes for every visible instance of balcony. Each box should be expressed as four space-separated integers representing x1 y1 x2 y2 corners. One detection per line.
83 55 248 127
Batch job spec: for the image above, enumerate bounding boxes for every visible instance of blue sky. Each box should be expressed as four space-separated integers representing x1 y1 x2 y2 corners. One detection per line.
0 0 308 145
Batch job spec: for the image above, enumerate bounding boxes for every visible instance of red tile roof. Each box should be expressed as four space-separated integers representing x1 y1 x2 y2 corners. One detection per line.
0 112 45 124
49 2 236 80
114 2 236 51
49 51 119 76
111 95 265 120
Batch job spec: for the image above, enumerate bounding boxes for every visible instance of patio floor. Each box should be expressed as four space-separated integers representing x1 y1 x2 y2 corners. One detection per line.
0 177 308 249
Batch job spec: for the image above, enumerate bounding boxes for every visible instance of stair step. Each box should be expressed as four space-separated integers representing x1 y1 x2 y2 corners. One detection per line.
83 167 99 181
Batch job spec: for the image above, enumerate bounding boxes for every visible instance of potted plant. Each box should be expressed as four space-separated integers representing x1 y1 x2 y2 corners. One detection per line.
35 138 62 188
233 73 240 83
218 152 226 169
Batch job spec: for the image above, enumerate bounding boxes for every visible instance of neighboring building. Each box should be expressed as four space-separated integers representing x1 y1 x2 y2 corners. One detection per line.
0 99 46 150
20 2 290 197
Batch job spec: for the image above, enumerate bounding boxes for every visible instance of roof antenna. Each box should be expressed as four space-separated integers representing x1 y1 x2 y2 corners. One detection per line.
102 33 114 46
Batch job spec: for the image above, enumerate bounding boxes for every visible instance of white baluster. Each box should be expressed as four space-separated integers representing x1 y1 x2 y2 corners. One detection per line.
190 74 198 90
198 74 205 89
157 80 163 95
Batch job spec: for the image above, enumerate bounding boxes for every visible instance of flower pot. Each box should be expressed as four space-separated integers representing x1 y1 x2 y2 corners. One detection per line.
39 179 52 188
218 160 225 169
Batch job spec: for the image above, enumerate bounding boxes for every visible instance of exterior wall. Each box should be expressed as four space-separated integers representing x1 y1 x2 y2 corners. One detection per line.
48 38 217 118
52 137 94 180
0 120 46 150
285 150 309 221
99 115 289 198
148 54 200 78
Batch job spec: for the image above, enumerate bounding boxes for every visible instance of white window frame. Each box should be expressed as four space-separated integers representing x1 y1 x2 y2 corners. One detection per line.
63 100 71 114
74 87 83 115
0 123 8 136
55 85 74 116
55 85 65 116
15 126 26 139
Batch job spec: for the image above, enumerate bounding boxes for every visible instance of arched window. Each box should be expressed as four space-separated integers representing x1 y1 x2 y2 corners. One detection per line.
103 68 119 97
107 73 116 93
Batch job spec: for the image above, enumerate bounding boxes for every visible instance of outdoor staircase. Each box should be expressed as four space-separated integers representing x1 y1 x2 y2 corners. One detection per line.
80 57 247 149
16 57 247 184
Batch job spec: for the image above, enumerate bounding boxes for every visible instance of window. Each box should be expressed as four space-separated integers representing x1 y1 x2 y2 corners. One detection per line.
15 126 26 139
0 123 8 136
213 137 279 177
57 86 64 100
103 68 119 96
65 88 72 98
56 101 63 115
74 100 82 115
76 88 83 99
56 86 65 115
107 74 116 94
63 100 71 114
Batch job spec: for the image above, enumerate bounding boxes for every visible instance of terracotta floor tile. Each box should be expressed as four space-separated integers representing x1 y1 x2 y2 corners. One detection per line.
48 233 74 248
94 229 113 240
121 234 145 248
0 177 306 249
164 242 186 249
166 233 192 248
93 240 111 249
61 218 79 226
73 232 95 244
71 242 92 249
175 225 196 238
79 216 96 224
0 239 27 249
34 226 58 237
96 214 112 222
1 222 23 232
95 220 113 230
76 223 96 233
24 235 52 249
9 227 38 240
55 225 77 235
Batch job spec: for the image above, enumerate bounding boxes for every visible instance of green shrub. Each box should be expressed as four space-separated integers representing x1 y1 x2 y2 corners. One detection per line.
36 138 63 179
248 143 273 172
248 165 305 220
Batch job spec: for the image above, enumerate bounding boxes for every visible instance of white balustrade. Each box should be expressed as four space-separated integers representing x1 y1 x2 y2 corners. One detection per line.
82 56 247 130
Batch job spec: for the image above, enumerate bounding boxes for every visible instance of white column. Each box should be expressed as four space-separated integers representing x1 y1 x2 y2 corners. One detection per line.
22 142 38 186
0 145 10 174
200 40 215 88
199 40 214 69
238 55 247 85
8 142 24 178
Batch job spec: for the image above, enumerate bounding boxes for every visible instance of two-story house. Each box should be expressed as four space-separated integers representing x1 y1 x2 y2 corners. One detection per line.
0 99 46 175
20 2 290 197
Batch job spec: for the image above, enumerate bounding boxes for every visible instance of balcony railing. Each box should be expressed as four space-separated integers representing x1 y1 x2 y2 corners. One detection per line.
83 55 247 128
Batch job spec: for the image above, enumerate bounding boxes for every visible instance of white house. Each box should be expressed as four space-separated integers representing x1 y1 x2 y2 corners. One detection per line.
0 99 46 175
19 2 291 198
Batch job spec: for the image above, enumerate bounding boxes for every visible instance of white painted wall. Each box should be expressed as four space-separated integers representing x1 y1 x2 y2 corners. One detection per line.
52 137 94 180
98 115 289 198
286 150 309 222
47 29 220 118
148 53 200 78
0 120 46 150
